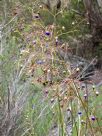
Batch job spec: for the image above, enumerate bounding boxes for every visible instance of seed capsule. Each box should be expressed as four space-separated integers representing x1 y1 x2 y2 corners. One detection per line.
55 39 58 45
60 103 63 108
84 93 87 99
95 91 99 96
81 120 86 124
67 107 71 111
81 84 85 89
78 111 82 115
92 85 95 90
34 14 39 19
72 22 75 25
50 98 54 103
62 26 65 30
32 40 36 44
76 67 80 72
39 5 43 8
63 71 66 74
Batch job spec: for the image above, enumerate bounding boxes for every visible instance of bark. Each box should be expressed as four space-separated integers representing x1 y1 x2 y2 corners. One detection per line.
83 0 102 69
83 0 102 40
41 0 70 10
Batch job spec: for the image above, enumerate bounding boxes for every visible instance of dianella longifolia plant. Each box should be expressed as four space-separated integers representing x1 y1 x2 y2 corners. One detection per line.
0 0 102 136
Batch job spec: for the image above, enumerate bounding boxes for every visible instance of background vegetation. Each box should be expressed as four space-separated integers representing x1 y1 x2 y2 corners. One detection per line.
0 0 102 136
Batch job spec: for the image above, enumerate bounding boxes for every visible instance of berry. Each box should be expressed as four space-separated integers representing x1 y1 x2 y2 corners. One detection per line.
45 31 50 36
35 14 39 19
67 107 71 111
36 60 44 64
78 111 82 115
45 90 48 94
91 116 95 121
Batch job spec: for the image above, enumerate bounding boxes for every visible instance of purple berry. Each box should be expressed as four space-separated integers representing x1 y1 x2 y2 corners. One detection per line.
45 90 48 94
78 111 82 115
36 60 44 64
34 14 39 19
45 31 50 36
91 116 95 121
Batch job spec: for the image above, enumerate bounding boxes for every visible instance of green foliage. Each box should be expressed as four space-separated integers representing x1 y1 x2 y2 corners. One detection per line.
39 10 54 25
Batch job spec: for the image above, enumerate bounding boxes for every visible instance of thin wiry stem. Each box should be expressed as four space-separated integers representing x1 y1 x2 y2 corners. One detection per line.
72 81 95 136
